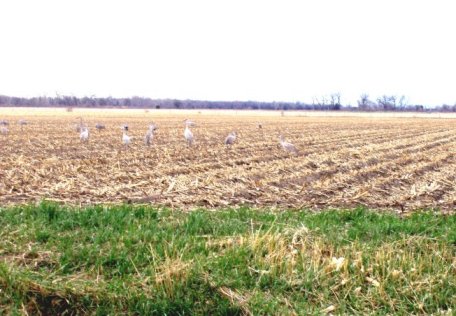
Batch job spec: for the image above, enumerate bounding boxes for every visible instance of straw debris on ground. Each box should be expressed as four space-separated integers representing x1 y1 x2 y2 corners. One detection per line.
0 108 455 212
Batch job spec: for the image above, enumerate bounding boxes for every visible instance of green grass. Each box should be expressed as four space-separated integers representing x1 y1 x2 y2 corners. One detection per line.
0 202 455 315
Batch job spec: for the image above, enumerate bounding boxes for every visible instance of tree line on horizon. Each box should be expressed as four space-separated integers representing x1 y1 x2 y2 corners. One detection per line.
0 93 454 112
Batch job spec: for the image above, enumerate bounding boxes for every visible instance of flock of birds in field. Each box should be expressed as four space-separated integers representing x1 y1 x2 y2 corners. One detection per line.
0 118 299 154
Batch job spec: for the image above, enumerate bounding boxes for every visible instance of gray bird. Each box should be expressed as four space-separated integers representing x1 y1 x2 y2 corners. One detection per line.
183 119 196 127
279 135 298 154
80 127 89 142
144 124 158 146
18 119 27 131
224 132 236 145
122 131 131 147
1 126 9 135
183 120 194 146
95 123 105 130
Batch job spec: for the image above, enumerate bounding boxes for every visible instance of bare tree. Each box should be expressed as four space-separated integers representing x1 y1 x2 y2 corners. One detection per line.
377 95 397 111
357 93 377 111
398 95 408 110
329 93 342 110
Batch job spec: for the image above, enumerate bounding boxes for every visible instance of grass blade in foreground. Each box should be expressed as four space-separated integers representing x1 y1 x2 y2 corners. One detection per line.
0 203 455 315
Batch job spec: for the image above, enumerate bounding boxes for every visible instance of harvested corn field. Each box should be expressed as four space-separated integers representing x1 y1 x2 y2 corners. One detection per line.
0 108 455 211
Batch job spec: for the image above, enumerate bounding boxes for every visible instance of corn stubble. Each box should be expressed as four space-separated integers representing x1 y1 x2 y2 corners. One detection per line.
0 109 456 212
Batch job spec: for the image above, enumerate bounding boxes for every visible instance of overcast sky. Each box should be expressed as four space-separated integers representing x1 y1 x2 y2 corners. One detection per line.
1 0 455 106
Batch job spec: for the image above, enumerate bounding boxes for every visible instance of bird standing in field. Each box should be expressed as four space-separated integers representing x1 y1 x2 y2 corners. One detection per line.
183 119 195 127
95 123 105 131
18 119 27 131
184 119 194 146
279 135 298 154
122 130 131 147
0 121 9 135
80 127 89 142
224 131 236 145
144 124 157 146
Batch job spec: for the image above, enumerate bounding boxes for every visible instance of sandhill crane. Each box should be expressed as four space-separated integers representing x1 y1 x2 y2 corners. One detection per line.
145 130 153 146
0 120 9 126
95 123 105 131
80 127 89 142
279 135 298 154
18 119 27 131
144 124 157 146
183 119 194 146
225 131 236 145
122 130 131 148
0 126 8 135
183 119 195 127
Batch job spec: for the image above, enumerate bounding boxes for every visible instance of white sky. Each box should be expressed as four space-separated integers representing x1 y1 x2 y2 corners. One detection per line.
0 0 455 106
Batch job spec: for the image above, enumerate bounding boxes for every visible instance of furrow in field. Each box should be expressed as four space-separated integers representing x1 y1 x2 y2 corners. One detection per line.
314 149 456 210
